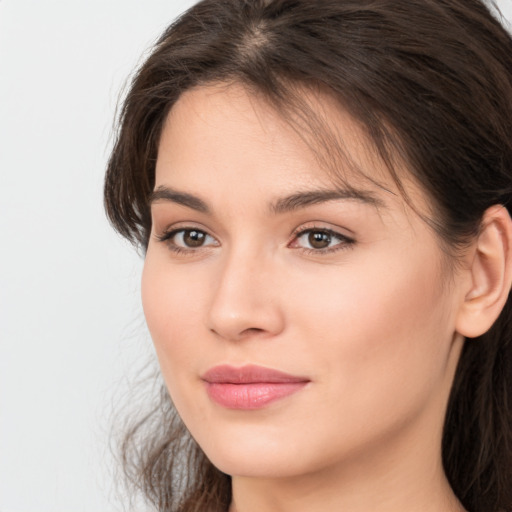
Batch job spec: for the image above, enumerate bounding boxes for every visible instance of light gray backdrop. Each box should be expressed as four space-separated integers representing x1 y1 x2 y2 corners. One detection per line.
1 1 511 511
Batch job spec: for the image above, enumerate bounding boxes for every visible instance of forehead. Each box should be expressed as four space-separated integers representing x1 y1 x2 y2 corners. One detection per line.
155 82 424 212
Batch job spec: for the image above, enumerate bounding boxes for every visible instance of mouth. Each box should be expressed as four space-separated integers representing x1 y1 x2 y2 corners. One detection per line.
201 364 310 410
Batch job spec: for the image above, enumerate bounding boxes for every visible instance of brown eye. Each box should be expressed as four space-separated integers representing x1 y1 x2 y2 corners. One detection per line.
290 227 354 253
182 229 207 247
308 231 331 249
158 228 218 251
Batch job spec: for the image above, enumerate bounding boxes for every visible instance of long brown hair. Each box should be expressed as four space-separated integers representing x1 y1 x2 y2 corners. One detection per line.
104 1 512 511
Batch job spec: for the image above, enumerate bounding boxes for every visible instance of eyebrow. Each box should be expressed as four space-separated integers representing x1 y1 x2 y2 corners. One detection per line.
149 185 385 214
270 187 385 214
149 186 210 213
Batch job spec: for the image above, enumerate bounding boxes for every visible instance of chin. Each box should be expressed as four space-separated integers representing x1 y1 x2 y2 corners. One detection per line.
207 449 305 479
189 422 310 478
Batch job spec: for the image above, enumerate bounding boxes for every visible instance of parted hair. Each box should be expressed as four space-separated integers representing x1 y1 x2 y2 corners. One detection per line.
104 1 512 511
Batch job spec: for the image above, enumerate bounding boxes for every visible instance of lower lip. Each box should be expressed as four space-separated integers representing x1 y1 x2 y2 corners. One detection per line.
205 382 308 410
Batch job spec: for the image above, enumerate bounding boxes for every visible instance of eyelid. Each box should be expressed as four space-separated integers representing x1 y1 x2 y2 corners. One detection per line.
288 223 355 253
154 220 216 241
155 225 219 253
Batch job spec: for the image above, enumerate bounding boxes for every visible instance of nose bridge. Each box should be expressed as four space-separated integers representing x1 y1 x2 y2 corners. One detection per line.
206 241 284 341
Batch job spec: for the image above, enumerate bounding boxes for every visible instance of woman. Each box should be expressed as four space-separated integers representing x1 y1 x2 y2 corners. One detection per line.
104 1 512 511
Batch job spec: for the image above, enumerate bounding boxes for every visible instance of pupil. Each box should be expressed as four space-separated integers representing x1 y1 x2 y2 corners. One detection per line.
308 231 331 249
184 230 205 247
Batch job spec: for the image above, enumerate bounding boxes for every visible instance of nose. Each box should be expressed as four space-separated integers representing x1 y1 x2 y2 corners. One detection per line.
206 249 285 342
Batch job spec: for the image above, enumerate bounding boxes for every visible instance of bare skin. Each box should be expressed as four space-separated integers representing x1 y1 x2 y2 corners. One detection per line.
143 83 512 512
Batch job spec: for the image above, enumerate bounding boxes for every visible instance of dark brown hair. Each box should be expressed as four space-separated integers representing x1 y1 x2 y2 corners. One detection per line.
104 1 512 511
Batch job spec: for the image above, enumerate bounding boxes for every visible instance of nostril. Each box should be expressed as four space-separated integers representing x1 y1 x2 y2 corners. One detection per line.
209 326 266 340
241 327 265 336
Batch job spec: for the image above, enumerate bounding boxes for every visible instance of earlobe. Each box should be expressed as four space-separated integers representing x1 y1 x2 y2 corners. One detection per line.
456 205 512 339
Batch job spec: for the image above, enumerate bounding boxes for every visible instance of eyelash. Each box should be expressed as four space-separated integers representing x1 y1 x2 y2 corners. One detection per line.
156 228 218 255
290 226 355 254
156 226 355 255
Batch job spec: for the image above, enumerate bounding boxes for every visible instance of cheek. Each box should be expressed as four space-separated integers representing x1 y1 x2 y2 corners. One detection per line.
286 248 454 419
141 250 207 384
141 251 227 440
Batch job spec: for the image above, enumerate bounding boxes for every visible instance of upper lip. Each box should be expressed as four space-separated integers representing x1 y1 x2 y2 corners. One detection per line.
201 364 310 384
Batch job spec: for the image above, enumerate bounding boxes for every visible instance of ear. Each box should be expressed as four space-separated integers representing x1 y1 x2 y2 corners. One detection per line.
456 205 512 338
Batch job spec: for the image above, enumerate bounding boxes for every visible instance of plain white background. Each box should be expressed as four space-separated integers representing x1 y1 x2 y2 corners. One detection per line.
0 1 511 511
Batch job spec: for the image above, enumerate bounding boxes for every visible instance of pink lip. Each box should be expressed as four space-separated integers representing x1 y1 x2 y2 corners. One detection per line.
201 365 309 410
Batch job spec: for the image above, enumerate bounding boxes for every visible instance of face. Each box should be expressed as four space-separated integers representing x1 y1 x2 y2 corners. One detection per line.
142 83 465 480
